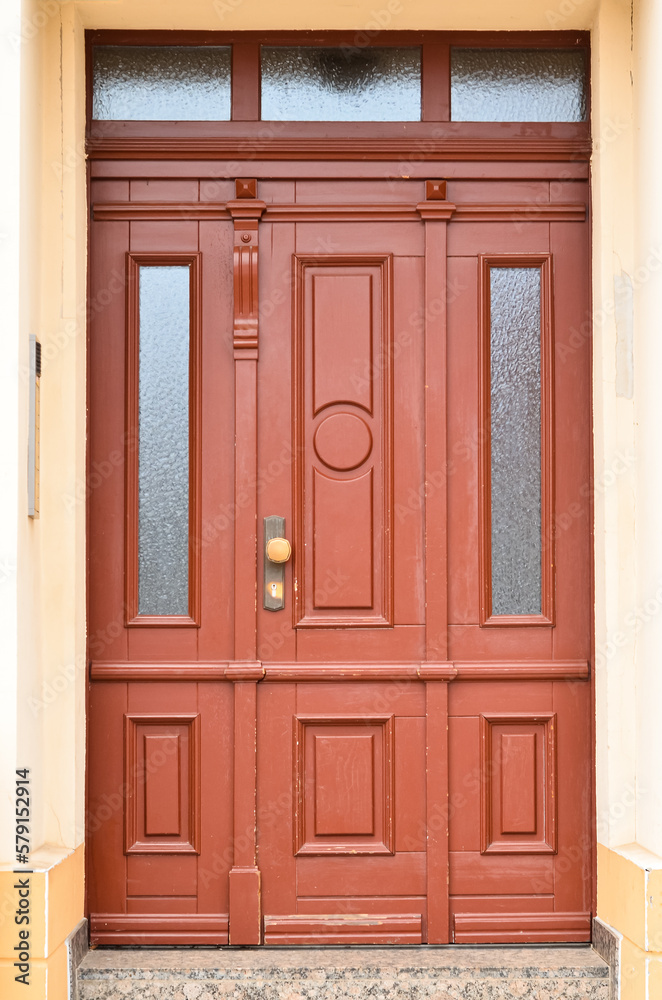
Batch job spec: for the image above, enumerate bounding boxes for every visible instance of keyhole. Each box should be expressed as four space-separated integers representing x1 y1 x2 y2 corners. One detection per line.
271 583 277 597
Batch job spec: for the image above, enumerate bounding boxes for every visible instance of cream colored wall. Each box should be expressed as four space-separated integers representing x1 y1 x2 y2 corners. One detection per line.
592 0 637 852
69 0 600 31
633 0 662 858
17 0 47 861
0 0 88 870
0 0 23 866
35 1 88 853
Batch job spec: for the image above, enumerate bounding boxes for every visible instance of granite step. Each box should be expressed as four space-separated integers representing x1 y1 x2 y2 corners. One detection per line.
77 945 610 1000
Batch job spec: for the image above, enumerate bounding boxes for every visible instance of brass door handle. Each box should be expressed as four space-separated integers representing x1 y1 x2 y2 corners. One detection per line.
264 516 290 611
266 537 292 563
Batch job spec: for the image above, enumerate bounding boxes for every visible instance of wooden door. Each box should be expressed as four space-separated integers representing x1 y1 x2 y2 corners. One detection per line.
254 183 439 945
86 171 592 946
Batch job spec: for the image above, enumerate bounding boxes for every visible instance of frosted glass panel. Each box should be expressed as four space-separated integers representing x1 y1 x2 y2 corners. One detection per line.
93 46 231 120
451 48 586 122
261 46 421 121
138 267 190 616
490 267 542 616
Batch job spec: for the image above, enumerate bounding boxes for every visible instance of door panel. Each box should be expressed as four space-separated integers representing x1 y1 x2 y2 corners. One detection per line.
255 209 429 939
87 169 592 946
294 254 393 627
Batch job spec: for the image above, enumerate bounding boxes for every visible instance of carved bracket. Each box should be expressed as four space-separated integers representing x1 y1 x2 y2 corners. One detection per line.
228 179 266 358
416 201 457 221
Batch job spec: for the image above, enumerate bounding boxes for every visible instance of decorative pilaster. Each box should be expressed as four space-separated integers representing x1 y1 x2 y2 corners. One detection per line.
228 180 265 944
416 184 457 944
415 184 456 662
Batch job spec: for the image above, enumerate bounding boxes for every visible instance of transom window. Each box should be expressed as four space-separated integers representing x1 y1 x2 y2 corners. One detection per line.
89 35 589 124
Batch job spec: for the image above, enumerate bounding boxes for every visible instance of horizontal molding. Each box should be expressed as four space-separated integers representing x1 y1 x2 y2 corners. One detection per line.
91 662 229 680
86 136 592 162
265 664 445 681
455 661 589 680
456 202 585 222
263 913 422 945
92 200 586 223
90 660 589 682
89 912 228 946
225 662 265 681
94 202 232 221
453 911 592 944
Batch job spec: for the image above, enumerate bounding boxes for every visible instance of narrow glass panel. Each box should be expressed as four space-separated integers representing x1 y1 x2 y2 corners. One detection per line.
490 267 542 616
138 266 190 616
93 46 231 121
261 46 421 121
451 48 586 122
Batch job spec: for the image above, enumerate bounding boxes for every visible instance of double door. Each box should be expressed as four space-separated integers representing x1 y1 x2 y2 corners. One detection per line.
87 170 592 945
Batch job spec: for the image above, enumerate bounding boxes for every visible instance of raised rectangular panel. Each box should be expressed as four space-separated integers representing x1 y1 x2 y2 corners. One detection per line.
294 255 393 627
144 734 181 835
500 733 536 834
314 734 375 835
312 273 373 414
313 469 373 608
295 716 393 855
124 714 200 854
480 714 556 854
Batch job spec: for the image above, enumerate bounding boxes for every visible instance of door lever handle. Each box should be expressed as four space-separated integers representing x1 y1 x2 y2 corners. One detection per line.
263 516 290 611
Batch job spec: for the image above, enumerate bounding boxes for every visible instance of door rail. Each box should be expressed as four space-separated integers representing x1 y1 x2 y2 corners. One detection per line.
89 660 589 681
91 200 586 223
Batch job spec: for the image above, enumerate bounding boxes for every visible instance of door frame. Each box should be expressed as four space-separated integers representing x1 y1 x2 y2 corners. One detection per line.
85 28 595 945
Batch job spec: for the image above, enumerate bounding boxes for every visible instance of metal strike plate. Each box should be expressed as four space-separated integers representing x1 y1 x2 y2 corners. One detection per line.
264 515 288 611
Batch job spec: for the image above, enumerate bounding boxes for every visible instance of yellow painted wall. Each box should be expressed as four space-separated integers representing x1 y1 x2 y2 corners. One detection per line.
599 843 662 999
71 0 601 31
0 846 83 1000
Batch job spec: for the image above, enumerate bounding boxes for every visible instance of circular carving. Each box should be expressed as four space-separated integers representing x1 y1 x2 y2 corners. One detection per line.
314 413 373 471
241 233 252 243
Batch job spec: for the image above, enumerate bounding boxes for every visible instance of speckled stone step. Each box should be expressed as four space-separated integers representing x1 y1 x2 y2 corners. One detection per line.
77 945 610 1000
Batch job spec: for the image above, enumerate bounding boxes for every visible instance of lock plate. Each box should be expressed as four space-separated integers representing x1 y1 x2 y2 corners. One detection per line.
264 515 287 611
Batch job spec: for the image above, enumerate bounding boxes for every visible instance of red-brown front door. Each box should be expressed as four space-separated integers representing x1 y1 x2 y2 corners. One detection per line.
87 170 592 946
